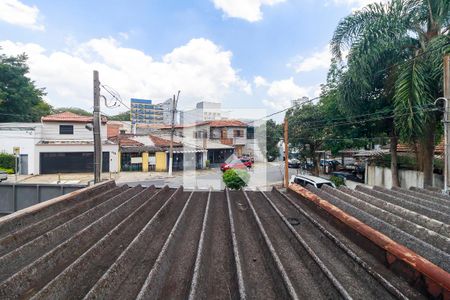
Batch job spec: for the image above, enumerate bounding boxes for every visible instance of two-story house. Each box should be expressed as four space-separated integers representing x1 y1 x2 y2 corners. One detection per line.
0 112 119 175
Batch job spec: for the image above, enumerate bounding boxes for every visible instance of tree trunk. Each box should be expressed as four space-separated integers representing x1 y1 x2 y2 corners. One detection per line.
419 124 436 188
312 154 320 176
390 133 400 187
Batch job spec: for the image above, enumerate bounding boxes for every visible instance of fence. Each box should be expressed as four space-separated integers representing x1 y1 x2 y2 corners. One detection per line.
0 183 86 214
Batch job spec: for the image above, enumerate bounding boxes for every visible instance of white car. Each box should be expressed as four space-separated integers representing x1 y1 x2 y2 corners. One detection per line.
289 174 335 189
0 170 7 182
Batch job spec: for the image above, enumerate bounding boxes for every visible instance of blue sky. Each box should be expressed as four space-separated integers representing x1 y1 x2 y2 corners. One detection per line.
0 0 380 116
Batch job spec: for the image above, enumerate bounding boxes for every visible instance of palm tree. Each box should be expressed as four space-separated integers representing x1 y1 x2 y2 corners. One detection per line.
331 0 449 187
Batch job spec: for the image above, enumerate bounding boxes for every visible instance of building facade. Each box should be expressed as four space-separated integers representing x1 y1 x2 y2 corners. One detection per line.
0 112 119 175
130 98 176 125
180 101 221 124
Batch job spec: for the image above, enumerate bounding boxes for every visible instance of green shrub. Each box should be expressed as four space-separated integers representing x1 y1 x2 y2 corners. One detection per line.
223 169 250 190
0 167 14 174
330 175 345 187
205 160 210 169
0 153 15 170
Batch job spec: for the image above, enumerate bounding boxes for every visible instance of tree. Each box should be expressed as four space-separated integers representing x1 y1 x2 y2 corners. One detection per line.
259 119 282 161
286 104 327 175
108 110 131 121
331 0 449 187
52 107 91 116
0 52 50 122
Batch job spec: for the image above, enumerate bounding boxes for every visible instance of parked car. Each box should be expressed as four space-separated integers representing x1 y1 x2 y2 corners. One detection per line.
288 158 301 168
220 158 252 172
289 174 336 188
330 171 364 183
239 155 254 163
0 170 8 182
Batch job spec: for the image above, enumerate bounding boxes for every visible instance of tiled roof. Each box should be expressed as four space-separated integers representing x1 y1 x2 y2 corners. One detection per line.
149 134 182 147
207 120 247 127
41 112 107 123
109 135 143 147
397 140 444 154
0 181 426 299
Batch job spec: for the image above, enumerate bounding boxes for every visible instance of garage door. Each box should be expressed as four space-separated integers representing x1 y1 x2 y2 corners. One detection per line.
40 152 110 174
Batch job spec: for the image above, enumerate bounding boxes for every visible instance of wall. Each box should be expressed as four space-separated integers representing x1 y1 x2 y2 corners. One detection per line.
366 165 444 189
155 152 167 171
0 123 42 175
41 122 108 141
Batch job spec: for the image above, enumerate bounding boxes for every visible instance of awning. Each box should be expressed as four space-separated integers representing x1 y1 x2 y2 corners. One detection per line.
165 149 207 154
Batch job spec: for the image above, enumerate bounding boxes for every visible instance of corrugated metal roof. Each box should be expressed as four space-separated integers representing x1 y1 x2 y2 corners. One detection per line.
0 181 436 299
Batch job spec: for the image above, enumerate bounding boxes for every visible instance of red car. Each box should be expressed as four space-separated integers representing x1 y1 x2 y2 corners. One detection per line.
220 159 252 172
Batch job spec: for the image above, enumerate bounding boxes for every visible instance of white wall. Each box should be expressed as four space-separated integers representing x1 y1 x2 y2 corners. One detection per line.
41 122 108 141
366 165 444 189
0 124 42 174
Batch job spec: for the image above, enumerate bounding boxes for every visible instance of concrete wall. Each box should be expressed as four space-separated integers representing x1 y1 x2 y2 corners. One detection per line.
366 165 444 189
0 124 41 175
42 122 108 141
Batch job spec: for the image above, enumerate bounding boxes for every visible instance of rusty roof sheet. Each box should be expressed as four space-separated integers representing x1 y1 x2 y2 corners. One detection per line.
0 181 437 299
294 183 450 298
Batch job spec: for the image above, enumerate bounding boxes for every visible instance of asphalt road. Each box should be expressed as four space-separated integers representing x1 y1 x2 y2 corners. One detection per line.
120 162 301 190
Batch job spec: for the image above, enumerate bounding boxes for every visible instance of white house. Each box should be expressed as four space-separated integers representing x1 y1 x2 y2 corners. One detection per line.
0 112 119 175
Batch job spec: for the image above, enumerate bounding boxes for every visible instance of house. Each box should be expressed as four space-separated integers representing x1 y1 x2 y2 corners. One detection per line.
0 112 119 175
110 133 206 172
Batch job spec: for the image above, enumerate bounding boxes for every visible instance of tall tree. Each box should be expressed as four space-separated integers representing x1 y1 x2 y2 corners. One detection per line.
0 52 50 122
331 0 449 186
108 110 131 121
52 107 91 116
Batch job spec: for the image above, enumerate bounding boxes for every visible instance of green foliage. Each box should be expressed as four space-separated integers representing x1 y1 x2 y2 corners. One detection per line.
108 110 131 121
205 160 210 169
262 120 282 161
372 153 444 173
330 175 345 187
0 167 14 174
53 107 91 116
0 153 15 169
0 52 50 122
222 169 250 190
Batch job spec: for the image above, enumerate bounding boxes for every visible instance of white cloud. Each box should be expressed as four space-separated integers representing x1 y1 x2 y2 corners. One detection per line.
253 75 268 87
288 45 331 73
331 0 387 10
0 0 44 30
261 77 320 110
0 37 251 111
212 0 285 22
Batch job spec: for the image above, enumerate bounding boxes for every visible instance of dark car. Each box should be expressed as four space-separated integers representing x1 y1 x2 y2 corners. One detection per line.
331 171 364 183
288 158 301 168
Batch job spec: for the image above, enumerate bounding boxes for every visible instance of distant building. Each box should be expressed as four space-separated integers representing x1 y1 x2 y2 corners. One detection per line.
180 101 221 124
130 99 163 125
130 98 177 125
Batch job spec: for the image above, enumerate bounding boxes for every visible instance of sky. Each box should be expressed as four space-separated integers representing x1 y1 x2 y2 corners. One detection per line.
0 0 384 117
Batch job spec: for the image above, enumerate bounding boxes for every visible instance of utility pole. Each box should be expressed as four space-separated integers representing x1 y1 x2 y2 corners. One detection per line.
444 55 450 193
284 118 289 188
168 91 180 176
93 70 102 184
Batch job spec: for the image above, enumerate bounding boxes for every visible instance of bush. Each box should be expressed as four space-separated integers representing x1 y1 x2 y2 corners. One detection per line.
0 153 15 170
0 167 14 174
223 169 250 190
205 160 210 169
330 175 345 187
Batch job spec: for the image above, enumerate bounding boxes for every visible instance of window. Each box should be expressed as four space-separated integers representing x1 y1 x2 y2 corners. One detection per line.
59 125 74 135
